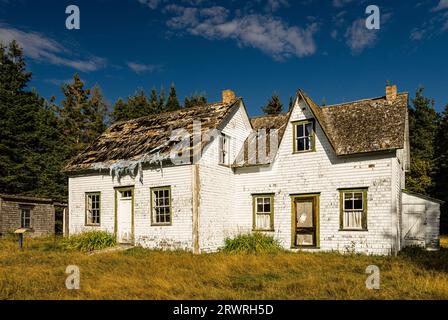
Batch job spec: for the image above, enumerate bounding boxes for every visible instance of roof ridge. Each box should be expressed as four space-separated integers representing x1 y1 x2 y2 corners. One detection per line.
111 98 241 127
250 112 288 120
322 92 408 108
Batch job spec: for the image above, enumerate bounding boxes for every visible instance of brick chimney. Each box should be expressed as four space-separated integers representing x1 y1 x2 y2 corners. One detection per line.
222 89 236 104
386 84 397 102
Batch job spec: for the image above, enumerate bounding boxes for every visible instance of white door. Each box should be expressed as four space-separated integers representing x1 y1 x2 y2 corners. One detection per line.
117 189 133 244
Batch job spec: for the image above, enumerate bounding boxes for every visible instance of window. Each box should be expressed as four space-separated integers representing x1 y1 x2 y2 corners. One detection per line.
340 189 367 230
293 120 315 152
21 208 31 229
86 193 101 226
252 194 274 231
121 190 132 199
219 133 230 165
151 187 172 225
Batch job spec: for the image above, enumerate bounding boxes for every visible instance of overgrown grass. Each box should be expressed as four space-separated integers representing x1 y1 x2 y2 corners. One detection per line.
1 236 448 299
60 231 116 252
222 233 284 254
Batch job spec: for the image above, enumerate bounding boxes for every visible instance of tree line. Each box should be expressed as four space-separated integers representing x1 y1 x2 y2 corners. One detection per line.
0 41 447 233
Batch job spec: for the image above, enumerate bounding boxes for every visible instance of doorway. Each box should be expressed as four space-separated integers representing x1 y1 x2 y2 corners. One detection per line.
292 195 319 248
115 187 134 244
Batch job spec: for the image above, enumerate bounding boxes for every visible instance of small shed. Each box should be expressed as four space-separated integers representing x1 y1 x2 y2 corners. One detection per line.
402 190 443 250
0 194 57 237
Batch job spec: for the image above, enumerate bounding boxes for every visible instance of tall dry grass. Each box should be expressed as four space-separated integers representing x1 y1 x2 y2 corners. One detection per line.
1 236 448 300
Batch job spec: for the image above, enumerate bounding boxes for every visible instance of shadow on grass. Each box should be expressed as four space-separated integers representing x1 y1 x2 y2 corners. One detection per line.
399 246 448 273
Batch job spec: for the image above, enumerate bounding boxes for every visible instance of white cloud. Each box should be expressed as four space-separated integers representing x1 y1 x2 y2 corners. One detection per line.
0 25 106 72
344 18 378 54
127 61 160 74
432 0 448 12
265 0 289 12
165 5 318 60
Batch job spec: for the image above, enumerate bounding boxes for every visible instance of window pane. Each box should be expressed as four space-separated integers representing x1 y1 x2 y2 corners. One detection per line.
305 123 313 136
353 193 363 209
257 203 264 213
263 202 271 213
344 199 353 210
297 138 305 151
297 124 304 138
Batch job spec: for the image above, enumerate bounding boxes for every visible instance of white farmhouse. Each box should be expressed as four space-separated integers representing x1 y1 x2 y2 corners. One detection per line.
65 85 442 255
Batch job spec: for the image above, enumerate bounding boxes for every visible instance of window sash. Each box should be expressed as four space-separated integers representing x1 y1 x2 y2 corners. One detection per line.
152 187 172 225
219 133 229 164
294 121 314 152
341 190 367 230
86 193 101 225
253 196 273 231
21 209 31 228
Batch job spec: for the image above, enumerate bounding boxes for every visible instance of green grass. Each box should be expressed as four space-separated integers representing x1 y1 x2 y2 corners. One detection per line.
0 236 447 300
222 233 284 254
60 231 116 252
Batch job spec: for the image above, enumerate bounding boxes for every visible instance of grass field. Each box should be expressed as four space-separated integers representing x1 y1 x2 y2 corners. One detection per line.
1 236 448 300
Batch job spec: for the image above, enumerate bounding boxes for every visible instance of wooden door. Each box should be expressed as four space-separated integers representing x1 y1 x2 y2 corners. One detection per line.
294 197 317 247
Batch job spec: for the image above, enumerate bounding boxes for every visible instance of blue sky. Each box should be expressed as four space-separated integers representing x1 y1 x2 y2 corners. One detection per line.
1 0 447 116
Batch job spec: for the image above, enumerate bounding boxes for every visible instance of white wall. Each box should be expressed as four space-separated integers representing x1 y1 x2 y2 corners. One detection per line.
233 98 398 255
69 164 193 250
402 192 441 249
198 102 253 252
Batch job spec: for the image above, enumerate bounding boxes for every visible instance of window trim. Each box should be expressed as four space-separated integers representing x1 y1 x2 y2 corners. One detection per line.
339 188 368 231
20 207 32 229
219 133 230 165
252 193 274 231
150 186 172 226
292 119 316 154
85 192 101 226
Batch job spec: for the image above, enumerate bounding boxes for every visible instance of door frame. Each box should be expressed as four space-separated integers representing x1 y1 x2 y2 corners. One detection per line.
290 193 320 248
114 186 135 244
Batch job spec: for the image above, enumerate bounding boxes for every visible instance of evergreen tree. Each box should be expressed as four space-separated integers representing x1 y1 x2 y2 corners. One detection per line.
406 87 439 195
262 94 283 115
157 86 165 112
184 93 207 108
165 82 181 112
0 41 68 200
110 98 128 123
127 88 151 119
434 103 448 233
148 88 159 114
88 85 108 136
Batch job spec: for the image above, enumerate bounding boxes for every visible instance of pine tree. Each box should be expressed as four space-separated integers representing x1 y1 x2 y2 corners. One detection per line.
288 96 294 111
184 93 207 108
157 86 165 112
165 82 181 112
127 88 151 119
262 94 283 115
88 85 108 136
110 98 128 123
148 88 158 114
434 103 448 233
0 41 68 200
406 87 439 195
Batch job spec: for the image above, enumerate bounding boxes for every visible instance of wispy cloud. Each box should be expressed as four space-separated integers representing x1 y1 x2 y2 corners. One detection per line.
44 78 79 86
0 24 106 72
344 18 378 54
126 61 161 74
164 4 318 60
344 13 391 54
431 0 448 12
